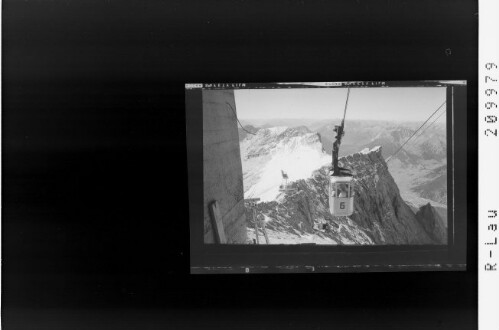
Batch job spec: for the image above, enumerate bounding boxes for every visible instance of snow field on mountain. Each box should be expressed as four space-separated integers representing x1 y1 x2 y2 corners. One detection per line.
240 127 330 201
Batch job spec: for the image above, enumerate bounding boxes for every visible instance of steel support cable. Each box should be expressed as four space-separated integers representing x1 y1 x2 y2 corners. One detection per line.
342 87 351 123
226 102 257 135
386 100 446 162
409 108 446 147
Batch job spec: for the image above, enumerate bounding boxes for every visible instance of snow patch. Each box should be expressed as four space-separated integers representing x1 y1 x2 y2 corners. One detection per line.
241 127 330 202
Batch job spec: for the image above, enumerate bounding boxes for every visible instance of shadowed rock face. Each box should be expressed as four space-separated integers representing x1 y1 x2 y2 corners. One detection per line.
246 146 447 245
415 203 447 244
344 147 437 244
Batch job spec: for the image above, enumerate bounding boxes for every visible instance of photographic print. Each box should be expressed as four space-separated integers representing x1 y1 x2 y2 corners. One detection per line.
196 82 460 246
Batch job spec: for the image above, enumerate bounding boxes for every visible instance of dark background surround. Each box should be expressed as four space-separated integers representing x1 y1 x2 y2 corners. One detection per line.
2 1 478 329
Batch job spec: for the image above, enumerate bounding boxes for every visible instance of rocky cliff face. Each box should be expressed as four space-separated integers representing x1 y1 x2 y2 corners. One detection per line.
415 203 447 244
344 147 445 244
246 146 446 245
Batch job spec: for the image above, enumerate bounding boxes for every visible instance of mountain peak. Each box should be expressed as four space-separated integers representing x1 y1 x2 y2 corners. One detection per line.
337 146 385 177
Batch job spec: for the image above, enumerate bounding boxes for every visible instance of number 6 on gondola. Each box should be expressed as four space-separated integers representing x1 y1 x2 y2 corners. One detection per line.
329 175 355 216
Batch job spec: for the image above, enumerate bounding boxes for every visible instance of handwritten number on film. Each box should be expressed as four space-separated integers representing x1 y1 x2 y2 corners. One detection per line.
485 63 498 137
485 89 498 96
484 63 498 271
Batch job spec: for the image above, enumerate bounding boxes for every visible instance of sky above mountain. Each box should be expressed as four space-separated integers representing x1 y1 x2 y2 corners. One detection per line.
235 87 446 123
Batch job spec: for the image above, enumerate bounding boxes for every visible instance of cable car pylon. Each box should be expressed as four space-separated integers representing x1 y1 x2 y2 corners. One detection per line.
279 170 297 192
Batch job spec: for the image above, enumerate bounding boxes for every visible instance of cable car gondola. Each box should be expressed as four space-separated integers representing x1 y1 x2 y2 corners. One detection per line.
329 88 355 217
329 174 354 216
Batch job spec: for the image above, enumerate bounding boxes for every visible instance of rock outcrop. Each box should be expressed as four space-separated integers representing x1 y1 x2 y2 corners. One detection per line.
415 203 447 244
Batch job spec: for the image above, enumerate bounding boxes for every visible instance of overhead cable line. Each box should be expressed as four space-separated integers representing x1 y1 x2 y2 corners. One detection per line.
386 100 446 162
409 108 446 147
342 88 351 122
226 102 257 135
